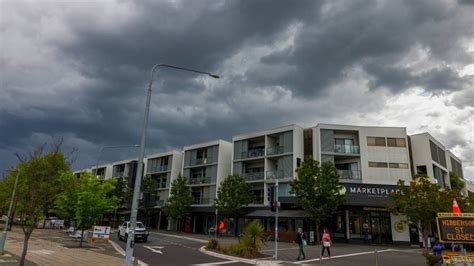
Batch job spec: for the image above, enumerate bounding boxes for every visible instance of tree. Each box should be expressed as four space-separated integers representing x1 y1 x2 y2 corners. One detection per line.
387 175 453 249
449 171 465 191
165 174 193 230
13 143 71 266
55 172 119 247
0 173 18 231
140 175 160 226
290 159 345 243
214 175 253 235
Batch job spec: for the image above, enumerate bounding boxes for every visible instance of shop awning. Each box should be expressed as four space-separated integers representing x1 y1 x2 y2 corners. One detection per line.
245 209 305 218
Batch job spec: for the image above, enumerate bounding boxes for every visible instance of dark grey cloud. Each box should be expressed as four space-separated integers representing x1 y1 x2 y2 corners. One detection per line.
0 0 473 179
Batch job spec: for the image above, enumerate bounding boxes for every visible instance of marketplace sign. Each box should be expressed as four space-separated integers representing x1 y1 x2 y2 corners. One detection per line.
436 214 474 244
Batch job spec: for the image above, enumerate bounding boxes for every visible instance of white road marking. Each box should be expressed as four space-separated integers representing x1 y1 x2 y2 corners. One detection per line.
144 245 164 254
192 261 238 265
294 248 397 264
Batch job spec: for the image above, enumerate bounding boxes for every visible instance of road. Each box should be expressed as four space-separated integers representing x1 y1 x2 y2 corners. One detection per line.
112 232 250 266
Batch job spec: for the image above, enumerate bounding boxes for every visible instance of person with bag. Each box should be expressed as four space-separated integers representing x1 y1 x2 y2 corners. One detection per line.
294 228 306 260
321 228 332 258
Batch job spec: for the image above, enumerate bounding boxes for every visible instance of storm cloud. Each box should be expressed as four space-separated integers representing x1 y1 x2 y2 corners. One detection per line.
1 0 473 179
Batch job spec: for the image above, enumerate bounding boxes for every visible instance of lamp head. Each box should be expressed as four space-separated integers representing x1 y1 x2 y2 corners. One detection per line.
209 74 220 79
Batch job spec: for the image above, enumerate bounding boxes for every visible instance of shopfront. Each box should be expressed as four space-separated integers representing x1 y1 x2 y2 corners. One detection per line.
335 183 411 245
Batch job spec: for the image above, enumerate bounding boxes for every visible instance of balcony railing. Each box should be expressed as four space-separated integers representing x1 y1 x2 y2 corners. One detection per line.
244 172 265 181
267 146 284 156
157 200 165 207
193 197 212 205
337 169 362 180
190 157 213 166
241 148 265 159
188 176 212 185
266 170 285 179
113 172 126 178
334 144 360 154
149 165 169 173
251 197 264 204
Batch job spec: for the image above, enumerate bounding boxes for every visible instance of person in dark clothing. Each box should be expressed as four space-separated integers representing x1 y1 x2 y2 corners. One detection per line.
294 228 306 260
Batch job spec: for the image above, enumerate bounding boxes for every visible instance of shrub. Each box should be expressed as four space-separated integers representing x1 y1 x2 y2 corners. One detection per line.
223 243 246 257
422 251 440 266
240 220 264 256
206 238 220 250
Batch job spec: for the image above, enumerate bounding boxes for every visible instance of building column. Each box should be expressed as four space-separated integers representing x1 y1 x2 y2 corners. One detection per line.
193 216 196 233
345 209 350 241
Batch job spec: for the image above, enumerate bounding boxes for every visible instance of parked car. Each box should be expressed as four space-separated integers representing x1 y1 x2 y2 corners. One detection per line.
118 221 149 242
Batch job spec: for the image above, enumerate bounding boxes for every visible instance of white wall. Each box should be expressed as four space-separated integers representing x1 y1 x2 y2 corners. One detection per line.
390 213 410 243
216 140 233 196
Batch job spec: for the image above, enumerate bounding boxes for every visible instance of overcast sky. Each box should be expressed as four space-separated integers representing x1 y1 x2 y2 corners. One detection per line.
1 0 473 180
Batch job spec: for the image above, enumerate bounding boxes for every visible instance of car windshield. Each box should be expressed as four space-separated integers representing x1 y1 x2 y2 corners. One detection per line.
136 222 145 229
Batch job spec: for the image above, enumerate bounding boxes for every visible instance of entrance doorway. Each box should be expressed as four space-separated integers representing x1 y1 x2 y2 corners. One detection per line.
370 215 391 244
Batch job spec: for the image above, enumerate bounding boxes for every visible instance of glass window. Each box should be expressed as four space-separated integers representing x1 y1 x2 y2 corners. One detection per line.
368 162 388 168
367 137 386 146
387 138 406 147
389 163 409 169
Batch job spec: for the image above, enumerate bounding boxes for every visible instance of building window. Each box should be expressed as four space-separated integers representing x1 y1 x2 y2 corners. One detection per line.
389 163 409 169
387 138 406 147
368 162 388 168
367 137 386 147
416 165 427 175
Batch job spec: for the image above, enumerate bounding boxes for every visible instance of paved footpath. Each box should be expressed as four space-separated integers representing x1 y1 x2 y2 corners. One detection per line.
5 229 124 265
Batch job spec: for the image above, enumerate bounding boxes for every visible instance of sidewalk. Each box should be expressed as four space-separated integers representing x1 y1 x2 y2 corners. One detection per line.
5 229 124 265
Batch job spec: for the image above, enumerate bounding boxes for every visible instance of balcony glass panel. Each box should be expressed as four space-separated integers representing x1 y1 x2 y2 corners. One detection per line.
334 144 360 154
337 169 362 180
193 197 211 205
149 165 169 173
267 146 284 156
188 176 212 185
243 172 264 181
190 157 213 166
241 148 265 159
252 196 264 204
266 170 285 179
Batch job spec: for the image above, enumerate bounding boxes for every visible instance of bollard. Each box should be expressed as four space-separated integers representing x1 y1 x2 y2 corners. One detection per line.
133 257 138 266
374 248 378 266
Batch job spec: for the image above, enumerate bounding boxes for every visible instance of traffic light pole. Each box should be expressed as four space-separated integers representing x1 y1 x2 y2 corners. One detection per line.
274 179 279 260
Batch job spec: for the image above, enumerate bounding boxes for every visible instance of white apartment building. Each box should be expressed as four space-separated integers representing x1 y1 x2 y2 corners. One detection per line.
232 124 304 206
181 140 232 233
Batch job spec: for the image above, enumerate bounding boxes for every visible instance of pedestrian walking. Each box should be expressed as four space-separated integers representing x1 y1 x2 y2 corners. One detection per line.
321 229 332 258
294 228 307 261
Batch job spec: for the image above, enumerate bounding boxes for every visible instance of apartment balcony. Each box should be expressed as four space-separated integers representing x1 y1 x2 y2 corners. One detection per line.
266 170 285 179
190 157 213 166
334 144 360 154
267 146 285 156
337 169 362 180
193 197 212 205
157 200 165 207
188 176 213 185
251 196 264 204
148 165 169 173
241 148 265 159
113 172 126 178
243 172 265 182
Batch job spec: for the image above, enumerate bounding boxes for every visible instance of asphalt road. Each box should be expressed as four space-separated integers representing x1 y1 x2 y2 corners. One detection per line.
111 232 250 266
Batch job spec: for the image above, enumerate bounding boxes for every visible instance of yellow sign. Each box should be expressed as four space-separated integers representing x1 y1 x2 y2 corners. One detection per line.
442 252 474 264
438 213 474 217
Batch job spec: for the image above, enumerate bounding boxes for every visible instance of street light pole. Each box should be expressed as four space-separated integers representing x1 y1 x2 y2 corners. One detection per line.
124 64 219 266
0 168 20 255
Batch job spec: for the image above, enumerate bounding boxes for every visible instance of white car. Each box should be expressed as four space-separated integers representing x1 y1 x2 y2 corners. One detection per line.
118 221 149 242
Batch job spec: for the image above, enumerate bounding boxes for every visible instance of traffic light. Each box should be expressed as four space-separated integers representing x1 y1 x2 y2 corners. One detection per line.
267 185 274 204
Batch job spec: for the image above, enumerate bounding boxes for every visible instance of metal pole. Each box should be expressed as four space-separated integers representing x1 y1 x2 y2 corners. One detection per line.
214 209 218 239
124 64 219 266
374 248 378 266
0 169 20 255
274 179 279 260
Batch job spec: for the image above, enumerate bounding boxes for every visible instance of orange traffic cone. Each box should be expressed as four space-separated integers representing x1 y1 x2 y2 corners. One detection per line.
453 198 461 214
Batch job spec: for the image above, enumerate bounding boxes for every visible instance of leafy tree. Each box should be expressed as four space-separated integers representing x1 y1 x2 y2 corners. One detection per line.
165 174 193 230
387 175 454 249
214 175 253 235
13 143 71 266
0 172 18 231
55 172 119 247
140 175 160 226
290 159 345 243
449 171 465 191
